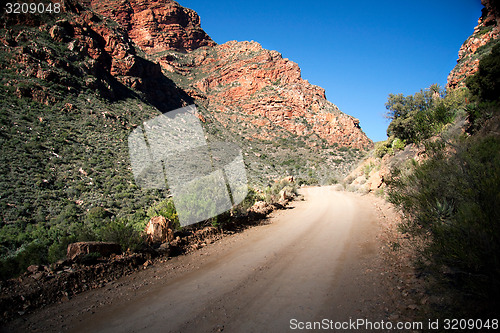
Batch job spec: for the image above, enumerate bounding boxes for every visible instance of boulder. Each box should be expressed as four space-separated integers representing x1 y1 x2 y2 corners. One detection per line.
247 201 275 216
27 265 43 273
144 216 174 244
67 241 121 261
279 189 293 202
368 170 383 191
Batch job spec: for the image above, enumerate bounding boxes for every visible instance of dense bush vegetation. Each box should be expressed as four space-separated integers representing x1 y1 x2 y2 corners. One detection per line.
388 136 500 305
386 42 500 316
263 178 297 204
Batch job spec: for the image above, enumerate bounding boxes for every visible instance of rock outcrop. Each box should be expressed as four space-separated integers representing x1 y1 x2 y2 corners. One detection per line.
1 0 191 109
67 242 122 261
447 0 500 89
80 0 216 53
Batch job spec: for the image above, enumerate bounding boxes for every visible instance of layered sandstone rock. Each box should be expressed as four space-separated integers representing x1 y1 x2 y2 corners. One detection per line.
447 0 500 89
144 215 175 244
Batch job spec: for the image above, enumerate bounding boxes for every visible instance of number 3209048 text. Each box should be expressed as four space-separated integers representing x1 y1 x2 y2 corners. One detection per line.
5 2 61 14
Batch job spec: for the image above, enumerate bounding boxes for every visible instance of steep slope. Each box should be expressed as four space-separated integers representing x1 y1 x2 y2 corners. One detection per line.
447 0 499 89
0 0 190 279
349 0 499 194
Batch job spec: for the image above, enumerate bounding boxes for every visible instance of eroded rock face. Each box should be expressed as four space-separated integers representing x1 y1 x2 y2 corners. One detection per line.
80 0 216 53
447 0 500 89
55 6 190 110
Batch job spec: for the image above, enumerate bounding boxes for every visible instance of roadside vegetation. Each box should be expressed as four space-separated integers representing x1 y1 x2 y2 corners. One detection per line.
384 44 500 317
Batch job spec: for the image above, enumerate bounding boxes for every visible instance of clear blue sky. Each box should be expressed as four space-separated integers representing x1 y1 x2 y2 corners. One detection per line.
180 0 483 142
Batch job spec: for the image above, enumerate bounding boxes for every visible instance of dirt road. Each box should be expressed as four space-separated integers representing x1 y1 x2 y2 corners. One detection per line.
6 187 405 332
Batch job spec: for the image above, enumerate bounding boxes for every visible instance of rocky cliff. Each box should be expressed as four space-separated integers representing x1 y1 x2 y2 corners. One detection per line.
80 0 216 53
1 0 192 111
81 0 372 152
447 0 500 89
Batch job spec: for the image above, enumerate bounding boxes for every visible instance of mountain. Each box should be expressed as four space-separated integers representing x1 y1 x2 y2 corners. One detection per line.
81 0 371 150
80 0 373 183
447 0 499 89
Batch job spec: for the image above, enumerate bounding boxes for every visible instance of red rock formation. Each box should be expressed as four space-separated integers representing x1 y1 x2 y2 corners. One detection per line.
53 2 190 109
156 41 373 149
447 0 500 89
3 0 372 150
79 0 216 53
77 0 371 149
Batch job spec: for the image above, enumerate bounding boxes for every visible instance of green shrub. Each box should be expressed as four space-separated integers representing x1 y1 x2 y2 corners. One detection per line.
464 44 500 133
97 219 144 252
363 161 376 178
374 140 391 158
48 235 77 262
264 179 297 203
231 187 263 216
0 241 48 280
326 176 339 185
147 198 179 229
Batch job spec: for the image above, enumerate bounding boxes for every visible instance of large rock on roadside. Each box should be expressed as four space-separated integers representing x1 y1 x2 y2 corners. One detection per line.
67 241 122 261
247 201 275 217
144 215 174 244
279 189 293 203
